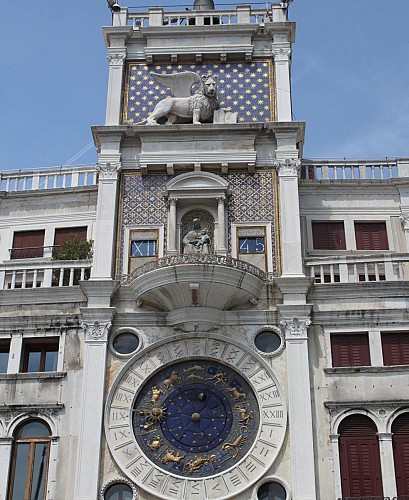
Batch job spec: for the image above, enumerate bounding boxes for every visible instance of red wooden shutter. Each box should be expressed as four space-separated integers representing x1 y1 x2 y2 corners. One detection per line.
54 227 87 247
331 333 370 367
312 222 346 250
392 412 409 495
382 332 409 365
355 222 388 250
12 230 45 258
339 415 383 497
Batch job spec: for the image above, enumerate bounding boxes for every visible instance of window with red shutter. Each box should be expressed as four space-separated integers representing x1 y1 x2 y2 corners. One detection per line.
312 222 346 250
382 332 409 365
54 227 87 248
11 230 45 259
331 333 371 367
355 222 388 250
338 415 383 497
392 412 409 495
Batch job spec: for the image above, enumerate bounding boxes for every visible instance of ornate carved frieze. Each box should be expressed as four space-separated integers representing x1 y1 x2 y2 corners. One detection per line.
81 320 112 341
96 162 122 180
280 317 311 339
274 158 301 177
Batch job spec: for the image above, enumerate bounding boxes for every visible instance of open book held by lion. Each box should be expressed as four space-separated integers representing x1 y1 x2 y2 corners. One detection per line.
145 72 218 125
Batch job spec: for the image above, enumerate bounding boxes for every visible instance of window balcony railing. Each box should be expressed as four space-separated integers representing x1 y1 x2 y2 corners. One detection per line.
305 253 409 284
0 260 92 289
300 158 409 181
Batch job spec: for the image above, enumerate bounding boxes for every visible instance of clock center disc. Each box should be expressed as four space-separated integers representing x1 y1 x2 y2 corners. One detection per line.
132 360 259 478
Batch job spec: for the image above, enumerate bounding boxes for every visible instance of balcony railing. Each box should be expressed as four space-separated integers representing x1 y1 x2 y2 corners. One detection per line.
300 159 409 181
125 4 287 29
306 253 409 284
0 165 97 194
0 260 92 289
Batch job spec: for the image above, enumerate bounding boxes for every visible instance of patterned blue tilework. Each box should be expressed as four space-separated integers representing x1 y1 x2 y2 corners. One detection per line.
223 171 277 274
124 62 273 124
119 171 277 275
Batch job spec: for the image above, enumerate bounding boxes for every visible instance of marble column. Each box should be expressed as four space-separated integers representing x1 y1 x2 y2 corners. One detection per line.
74 312 114 500
378 432 397 497
279 311 317 500
167 198 178 254
272 44 292 122
217 196 227 254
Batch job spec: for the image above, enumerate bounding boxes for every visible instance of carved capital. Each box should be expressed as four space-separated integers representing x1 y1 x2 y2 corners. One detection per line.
400 213 409 231
107 52 126 66
274 158 301 177
81 320 112 341
280 317 311 339
216 195 226 204
272 46 291 62
96 162 122 180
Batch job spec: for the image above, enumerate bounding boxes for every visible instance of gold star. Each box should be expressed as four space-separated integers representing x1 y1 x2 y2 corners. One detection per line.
155 65 161 70
131 66 137 70
137 70 143 75
130 76 136 81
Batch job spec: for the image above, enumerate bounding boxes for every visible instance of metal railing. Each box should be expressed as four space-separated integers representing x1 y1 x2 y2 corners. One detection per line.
300 159 409 181
0 260 92 289
0 165 97 194
306 253 409 284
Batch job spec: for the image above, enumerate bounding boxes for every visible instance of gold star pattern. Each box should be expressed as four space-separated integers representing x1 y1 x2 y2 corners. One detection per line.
124 61 273 123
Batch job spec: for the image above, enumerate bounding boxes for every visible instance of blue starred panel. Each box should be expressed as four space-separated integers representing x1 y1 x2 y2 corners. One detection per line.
123 61 275 124
118 171 278 275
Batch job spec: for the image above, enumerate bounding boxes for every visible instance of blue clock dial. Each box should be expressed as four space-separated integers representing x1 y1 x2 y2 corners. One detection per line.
132 360 259 477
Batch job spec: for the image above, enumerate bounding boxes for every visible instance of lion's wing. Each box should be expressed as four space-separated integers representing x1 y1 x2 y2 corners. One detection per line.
150 71 201 97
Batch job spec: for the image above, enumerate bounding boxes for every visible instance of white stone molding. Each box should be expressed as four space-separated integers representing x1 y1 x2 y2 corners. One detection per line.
96 161 122 180
81 320 112 342
251 475 292 500
274 158 301 177
99 477 139 500
271 46 292 62
280 317 311 340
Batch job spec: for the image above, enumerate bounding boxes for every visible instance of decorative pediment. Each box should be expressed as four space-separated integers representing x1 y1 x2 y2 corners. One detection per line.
165 171 229 199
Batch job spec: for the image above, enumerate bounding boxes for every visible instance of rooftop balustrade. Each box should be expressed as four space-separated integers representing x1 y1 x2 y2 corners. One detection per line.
0 165 97 194
118 3 288 29
301 159 409 181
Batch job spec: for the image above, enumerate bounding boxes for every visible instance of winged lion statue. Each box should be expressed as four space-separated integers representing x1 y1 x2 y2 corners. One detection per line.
145 71 218 125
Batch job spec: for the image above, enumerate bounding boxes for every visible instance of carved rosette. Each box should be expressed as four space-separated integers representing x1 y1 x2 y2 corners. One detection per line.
280 317 311 339
81 320 112 341
96 162 122 180
107 52 126 66
271 46 292 62
274 159 301 177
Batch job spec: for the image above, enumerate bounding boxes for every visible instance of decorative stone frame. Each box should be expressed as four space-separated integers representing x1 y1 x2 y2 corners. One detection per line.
122 224 165 275
109 327 145 359
251 475 292 500
250 325 285 358
231 222 274 273
99 477 138 500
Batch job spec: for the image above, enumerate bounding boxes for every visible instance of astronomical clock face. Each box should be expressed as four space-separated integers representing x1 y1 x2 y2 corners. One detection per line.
105 335 286 499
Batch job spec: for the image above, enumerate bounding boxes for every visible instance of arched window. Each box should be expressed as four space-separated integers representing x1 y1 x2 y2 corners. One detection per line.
338 414 383 497
104 482 134 500
7 420 51 500
392 412 409 495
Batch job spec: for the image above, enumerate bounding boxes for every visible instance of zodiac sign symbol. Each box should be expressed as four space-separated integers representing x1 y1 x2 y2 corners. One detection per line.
162 450 185 464
222 431 246 459
142 403 167 425
186 373 203 381
150 386 162 404
227 387 246 401
147 436 163 451
184 454 216 473
206 371 228 385
163 371 181 389
234 405 254 426
183 365 204 373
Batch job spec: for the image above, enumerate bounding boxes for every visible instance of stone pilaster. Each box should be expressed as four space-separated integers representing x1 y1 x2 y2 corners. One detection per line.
167 197 178 254
377 432 397 497
0 437 13 500
105 49 126 125
272 44 292 121
217 196 227 254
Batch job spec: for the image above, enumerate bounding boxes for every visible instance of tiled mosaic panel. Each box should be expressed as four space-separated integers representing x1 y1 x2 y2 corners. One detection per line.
119 171 277 275
124 62 273 124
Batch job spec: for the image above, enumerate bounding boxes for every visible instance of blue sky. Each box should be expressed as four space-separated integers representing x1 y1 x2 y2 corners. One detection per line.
1 0 408 171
